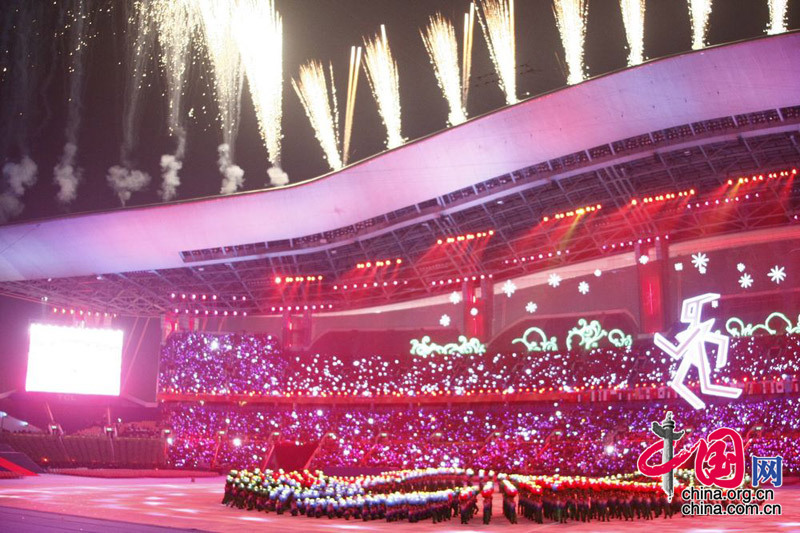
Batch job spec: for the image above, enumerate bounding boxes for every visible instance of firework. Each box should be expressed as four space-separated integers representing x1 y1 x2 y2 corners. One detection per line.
153 0 199 200
767 0 788 35
363 25 404 150
292 61 342 171
121 0 156 164
343 46 362 165
619 0 645 66
462 3 475 104
688 0 713 50
233 0 283 176
421 14 467 126
107 0 155 205
553 0 589 85
477 0 517 105
197 0 245 186
54 0 94 204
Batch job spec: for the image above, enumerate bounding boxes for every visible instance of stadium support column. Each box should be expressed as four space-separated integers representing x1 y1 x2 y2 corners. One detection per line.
636 238 669 334
282 309 313 352
463 277 493 339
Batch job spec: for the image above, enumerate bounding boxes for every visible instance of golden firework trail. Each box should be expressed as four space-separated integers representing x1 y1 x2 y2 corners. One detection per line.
462 3 475 105
552 0 589 85
233 0 283 168
767 0 788 35
421 14 467 126
152 0 198 144
292 61 343 171
196 0 245 157
343 46 362 165
688 0 713 50
619 0 645 66
362 25 404 150
121 0 157 163
477 0 517 105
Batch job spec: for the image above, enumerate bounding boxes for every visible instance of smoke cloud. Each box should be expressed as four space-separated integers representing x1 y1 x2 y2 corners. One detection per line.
268 166 289 187
159 130 185 201
217 143 244 195
106 165 151 206
0 193 23 224
159 154 182 201
0 156 38 223
4 156 38 195
53 142 81 204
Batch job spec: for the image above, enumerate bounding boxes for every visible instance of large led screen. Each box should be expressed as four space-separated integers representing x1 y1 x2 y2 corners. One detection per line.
25 323 124 396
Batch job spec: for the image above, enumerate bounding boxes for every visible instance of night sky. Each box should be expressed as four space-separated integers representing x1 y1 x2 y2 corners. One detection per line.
0 0 797 223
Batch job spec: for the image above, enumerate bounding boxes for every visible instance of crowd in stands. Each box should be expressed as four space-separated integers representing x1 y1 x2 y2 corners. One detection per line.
157 331 800 476
163 397 800 476
159 332 800 398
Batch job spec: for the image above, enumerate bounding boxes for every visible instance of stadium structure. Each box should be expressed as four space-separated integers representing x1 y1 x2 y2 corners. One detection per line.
0 33 798 531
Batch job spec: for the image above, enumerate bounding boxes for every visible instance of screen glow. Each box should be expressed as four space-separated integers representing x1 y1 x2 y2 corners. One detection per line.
26 323 124 396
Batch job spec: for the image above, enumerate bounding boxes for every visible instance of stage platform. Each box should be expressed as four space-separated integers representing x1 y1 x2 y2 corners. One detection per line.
0 474 798 532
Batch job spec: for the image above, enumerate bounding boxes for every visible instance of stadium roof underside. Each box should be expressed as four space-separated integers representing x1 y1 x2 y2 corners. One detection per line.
0 33 799 316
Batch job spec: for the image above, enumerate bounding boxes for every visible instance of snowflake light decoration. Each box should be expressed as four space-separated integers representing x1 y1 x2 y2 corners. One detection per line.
736 263 746 273
674 262 684 272
691 253 709 274
501 279 517 298
768 265 786 284
578 281 590 295
638 254 650 265
439 314 451 327
738 273 753 289
594 269 602 277
525 302 537 314
548 273 562 288
449 291 462 305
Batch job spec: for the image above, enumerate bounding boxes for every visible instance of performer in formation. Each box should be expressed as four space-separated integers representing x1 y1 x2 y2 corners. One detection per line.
221 466 683 525
481 480 493 524
513 474 681 523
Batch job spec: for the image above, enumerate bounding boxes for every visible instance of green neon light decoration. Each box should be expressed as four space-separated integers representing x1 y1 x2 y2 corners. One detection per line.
725 312 800 337
566 319 607 350
409 335 486 357
607 328 634 348
512 327 559 352
514 319 632 353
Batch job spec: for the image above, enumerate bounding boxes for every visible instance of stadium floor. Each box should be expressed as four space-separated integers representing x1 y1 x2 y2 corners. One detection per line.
0 474 798 532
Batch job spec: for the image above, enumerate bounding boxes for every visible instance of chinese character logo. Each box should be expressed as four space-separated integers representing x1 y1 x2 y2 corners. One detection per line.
653 293 742 409
640 411 684 501
752 455 783 488
638 412 746 497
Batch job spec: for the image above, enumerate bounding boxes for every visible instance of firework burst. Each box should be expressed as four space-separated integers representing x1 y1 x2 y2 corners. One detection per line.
421 14 466 126
553 0 589 85
688 0 713 50
292 61 342 171
363 25 404 150
619 0 645 66
477 0 517 105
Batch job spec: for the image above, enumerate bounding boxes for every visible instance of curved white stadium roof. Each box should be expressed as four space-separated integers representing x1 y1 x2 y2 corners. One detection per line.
0 33 799 282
